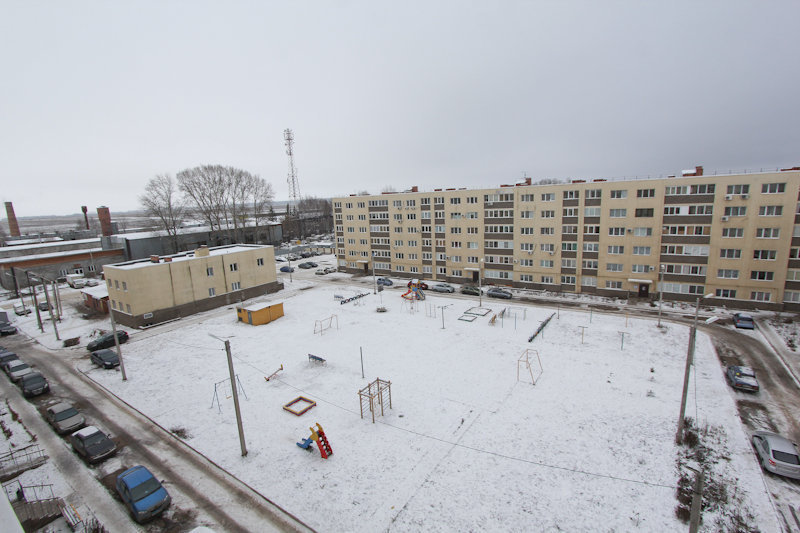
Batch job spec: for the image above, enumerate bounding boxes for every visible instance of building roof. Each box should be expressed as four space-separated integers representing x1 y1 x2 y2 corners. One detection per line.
1 237 98 251
81 285 109 299
240 300 284 312
107 244 273 270
0 247 106 265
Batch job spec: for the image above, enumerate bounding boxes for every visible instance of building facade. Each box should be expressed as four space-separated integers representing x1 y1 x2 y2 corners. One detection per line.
103 244 282 328
333 168 800 310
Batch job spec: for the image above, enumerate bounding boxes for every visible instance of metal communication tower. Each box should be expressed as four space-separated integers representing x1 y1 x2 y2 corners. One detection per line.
284 128 301 215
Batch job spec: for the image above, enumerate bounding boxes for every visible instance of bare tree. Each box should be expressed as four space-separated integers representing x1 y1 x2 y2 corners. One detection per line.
177 165 230 239
251 176 275 243
139 174 185 253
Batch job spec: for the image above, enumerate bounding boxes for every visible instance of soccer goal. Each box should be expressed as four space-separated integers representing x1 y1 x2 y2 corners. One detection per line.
314 314 339 336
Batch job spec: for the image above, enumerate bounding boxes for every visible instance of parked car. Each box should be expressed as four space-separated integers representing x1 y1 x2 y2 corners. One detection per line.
432 283 455 293
0 322 18 336
116 465 172 523
6 360 33 382
85 279 100 287
300 251 314 258
298 262 318 269
752 431 800 480
324 267 337 274
315 268 328 275
46 402 85 434
280 265 295 273
376 277 393 287
87 331 129 352
275 256 288 262
0 352 20 370
38 301 52 312
487 287 512 299
70 426 117 464
460 285 483 296
725 366 759 392
14 303 31 316
20 372 50 397
733 313 755 330
407 281 429 290
90 348 120 369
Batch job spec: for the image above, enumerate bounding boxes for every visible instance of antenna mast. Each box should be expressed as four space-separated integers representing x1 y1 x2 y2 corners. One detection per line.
284 129 301 215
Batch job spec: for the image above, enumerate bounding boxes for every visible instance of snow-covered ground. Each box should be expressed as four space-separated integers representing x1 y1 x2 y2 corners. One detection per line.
2 274 784 532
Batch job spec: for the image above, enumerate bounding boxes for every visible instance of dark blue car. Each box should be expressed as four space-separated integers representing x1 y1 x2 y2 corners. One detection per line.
725 366 759 392
116 465 171 523
280 265 295 273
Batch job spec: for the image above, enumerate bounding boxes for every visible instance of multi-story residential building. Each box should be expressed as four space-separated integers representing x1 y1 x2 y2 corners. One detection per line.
333 167 800 310
103 244 282 328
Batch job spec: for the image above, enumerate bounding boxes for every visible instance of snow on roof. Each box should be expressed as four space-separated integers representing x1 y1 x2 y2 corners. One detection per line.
81 285 108 299
113 222 280 241
109 245 271 270
73 426 101 438
0 247 107 265
240 300 284 312
2 237 98 251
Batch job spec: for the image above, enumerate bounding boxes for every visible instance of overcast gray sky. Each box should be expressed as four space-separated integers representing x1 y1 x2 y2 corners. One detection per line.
2 1 799 217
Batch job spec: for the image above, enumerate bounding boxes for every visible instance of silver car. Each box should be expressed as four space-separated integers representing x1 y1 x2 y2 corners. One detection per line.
7 360 33 382
752 431 800 480
46 402 86 434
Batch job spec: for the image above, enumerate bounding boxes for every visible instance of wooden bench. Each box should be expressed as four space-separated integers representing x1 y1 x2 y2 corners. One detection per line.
308 354 327 365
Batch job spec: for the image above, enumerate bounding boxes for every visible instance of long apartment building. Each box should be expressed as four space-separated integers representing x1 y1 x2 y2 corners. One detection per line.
333 167 800 310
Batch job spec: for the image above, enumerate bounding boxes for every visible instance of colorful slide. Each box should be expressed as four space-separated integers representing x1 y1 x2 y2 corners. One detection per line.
402 280 426 300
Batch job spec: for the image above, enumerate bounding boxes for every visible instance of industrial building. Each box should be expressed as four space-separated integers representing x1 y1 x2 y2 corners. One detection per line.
103 244 282 328
333 167 800 310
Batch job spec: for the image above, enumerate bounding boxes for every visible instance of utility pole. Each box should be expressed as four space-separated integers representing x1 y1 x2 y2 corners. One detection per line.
688 467 705 532
676 293 714 444
26 272 43 332
209 334 247 457
657 265 664 327
109 309 128 381
41 278 59 341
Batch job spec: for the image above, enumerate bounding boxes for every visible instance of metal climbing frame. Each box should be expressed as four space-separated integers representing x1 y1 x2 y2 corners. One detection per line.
358 378 392 423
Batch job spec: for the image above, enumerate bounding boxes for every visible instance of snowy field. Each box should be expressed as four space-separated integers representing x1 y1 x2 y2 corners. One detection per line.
7 280 780 532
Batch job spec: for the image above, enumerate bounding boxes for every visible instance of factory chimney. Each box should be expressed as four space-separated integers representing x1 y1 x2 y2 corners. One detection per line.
97 206 113 236
81 206 89 229
4 202 20 237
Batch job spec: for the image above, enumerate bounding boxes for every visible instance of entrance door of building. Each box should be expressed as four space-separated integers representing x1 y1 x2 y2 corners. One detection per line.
638 283 649 297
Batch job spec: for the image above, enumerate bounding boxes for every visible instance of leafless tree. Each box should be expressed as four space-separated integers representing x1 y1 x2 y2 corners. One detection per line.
177 165 230 237
251 176 275 243
139 174 186 253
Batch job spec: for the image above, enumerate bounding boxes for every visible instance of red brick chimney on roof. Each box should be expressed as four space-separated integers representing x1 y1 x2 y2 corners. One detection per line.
97 206 112 236
4 202 20 237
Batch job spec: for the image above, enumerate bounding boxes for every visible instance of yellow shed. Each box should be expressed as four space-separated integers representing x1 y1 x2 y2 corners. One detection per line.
236 301 284 326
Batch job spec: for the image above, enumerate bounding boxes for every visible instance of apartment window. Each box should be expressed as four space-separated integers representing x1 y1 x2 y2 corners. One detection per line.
662 283 705 295
346 215 354 221
520 227 535 235
608 246 624 254
606 263 623 272
717 269 739 279
87 265 96 273
610 190 627 199
563 190 579 199
395 253 404 259
762 183 786 194
759 205 783 216
423 266 432 274
633 227 653 237
467 196 478 204
562 225 578 234
563 208 579 217
450 255 460 262
664 206 682 216
406 213 417 220
586 189 602 199
635 208 654 218
520 259 534 267
562 242 577 252
126 304 131 314
467 227 479 234
540 260 554 268
229 263 238 272
435 225 445 233
541 275 555 284
583 243 599 252
716 289 737 299
467 242 479 249
520 243 536 251
541 227 554 235
720 249 742 259
561 275 576 285
520 210 535 219
257 258 264 266
450 242 462 248
561 259 577 269
582 259 598 269
632 246 651 255
540 243 555 252
608 227 625 236
722 228 744 238
520 274 534 282
631 265 650 273
606 281 623 289
751 291 771 302
609 209 627 218
407 199 416 207
756 228 780 239
410 266 418 273
726 184 749 195
209 288 216 297
421 225 431 233
637 188 655 198
59 269 69 276
541 210 555 218
437 266 447 275
584 207 601 217
395 265 405 272
114 280 119 289
688 205 713 215
723 206 747 217
785 290 800 302
232 281 241 290
394 240 404 247
520 194 534 202
541 193 555 202
750 271 774 281
583 225 600 234
690 184 715 194
753 250 777 260
452 269 462 277
665 186 688 195
420 198 430 205
582 276 597 287
393 200 402 207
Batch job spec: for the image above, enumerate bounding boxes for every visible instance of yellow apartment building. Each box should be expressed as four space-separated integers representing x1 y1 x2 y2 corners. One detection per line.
103 244 282 327
333 167 800 310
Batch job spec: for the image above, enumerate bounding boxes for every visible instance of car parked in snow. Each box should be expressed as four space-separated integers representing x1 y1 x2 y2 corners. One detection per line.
297 262 318 269
407 280 429 290
315 268 328 275
46 402 85 434
280 265 295 273
0 322 18 336
376 277 393 286
90 348 120 369
324 267 337 274
6 360 33 382
733 313 755 330
752 431 800 480
432 283 455 293
70 426 117 464
87 331 129 352
486 287 512 299
460 286 483 296
0 351 20 370
725 366 759 392
275 256 288 262
20 372 50 397
116 465 171 523
14 303 31 316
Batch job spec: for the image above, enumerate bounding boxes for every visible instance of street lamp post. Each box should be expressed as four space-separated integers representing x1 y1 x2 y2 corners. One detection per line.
657 265 665 328
479 259 484 307
676 292 715 444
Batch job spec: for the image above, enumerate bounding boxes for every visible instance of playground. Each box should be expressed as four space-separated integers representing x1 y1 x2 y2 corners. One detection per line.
72 284 776 532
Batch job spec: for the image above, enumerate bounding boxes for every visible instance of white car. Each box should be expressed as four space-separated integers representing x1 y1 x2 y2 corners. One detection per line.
7 360 33 382
275 256 288 263
315 268 328 275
